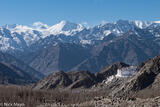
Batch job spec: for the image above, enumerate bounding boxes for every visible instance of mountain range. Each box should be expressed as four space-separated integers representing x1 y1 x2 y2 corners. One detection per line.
0 20 160 52
0 20 160 76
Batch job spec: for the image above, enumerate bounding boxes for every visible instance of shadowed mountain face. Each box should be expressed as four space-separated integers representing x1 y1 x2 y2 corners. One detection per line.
114 54 160 98
0 52 44 80
23 43 91 75
0 62 36 85
71 29 160 73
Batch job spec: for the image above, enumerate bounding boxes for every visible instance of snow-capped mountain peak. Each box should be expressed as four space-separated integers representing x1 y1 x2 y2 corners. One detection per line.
3 24 35 35
0 20 160 52
33 22 49 29
0 21 85 52
48 20 84 35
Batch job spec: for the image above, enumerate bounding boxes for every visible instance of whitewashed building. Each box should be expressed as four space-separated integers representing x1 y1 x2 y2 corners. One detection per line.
116 66 137 77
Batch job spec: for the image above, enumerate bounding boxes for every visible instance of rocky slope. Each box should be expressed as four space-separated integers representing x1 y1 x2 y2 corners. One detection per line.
33 70 97 90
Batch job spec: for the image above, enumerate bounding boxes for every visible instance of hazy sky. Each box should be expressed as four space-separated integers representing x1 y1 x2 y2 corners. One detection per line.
0 0 160 26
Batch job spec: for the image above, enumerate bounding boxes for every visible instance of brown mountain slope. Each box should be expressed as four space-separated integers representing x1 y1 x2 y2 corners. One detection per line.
33 70 97 90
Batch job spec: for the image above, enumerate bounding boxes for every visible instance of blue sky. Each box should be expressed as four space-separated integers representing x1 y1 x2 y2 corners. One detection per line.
0 0 160 26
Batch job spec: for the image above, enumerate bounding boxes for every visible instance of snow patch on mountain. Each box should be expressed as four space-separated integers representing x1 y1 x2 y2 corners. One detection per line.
80 39 91 45
104 30 111 36
134 21 151 29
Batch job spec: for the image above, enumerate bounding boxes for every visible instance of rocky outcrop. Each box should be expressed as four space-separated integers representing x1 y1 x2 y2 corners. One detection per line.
67 71 97 89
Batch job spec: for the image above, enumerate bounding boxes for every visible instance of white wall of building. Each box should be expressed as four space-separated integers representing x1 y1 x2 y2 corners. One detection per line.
116 66 137 77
